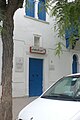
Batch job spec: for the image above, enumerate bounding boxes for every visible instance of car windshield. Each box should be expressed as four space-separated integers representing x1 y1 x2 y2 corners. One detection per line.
41 75 80 101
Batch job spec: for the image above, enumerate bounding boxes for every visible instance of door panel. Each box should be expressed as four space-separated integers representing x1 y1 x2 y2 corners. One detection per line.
29 58 43 96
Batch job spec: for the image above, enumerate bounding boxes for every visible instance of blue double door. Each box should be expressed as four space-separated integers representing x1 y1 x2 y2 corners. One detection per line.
29 58 43 96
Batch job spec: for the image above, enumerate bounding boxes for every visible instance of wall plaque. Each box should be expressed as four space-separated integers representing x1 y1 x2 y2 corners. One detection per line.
15 57 24 72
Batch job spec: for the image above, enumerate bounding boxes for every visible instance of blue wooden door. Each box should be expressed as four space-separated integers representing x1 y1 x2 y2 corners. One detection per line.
72 55 77 74
29 58 43 96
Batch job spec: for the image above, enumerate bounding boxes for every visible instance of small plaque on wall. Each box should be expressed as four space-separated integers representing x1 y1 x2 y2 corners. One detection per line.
15 57 24 72
49 65 55 71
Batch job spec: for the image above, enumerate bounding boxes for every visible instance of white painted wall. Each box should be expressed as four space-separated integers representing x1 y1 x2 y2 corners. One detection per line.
12 7 72 97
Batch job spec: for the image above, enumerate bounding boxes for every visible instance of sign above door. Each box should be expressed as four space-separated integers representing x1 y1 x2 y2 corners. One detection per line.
30 46 46 54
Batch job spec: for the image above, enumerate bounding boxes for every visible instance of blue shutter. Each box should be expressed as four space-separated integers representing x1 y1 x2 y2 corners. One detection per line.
25 0 35 17
65 27 79 48
38 0 46 21
65 28 71 48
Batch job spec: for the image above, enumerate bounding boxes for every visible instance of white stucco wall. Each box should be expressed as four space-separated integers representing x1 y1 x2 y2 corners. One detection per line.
12 8 72 97
12 8 80 97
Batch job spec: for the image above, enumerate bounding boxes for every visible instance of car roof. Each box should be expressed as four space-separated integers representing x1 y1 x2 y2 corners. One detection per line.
66 73 80 77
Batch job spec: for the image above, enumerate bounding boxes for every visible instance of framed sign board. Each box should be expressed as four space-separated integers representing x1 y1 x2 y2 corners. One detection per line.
15 57 24 72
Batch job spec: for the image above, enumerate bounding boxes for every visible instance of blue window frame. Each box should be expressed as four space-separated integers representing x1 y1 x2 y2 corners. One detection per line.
38 0 46 21
25 0 35 17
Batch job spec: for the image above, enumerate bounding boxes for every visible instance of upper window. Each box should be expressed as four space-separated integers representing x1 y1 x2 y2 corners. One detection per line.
38 0 46 21
25 0 46 21
65 27 79 49
25 0 35 17
34 36 40 47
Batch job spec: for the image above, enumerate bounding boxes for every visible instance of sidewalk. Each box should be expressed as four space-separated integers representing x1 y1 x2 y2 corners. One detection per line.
13 96 37 120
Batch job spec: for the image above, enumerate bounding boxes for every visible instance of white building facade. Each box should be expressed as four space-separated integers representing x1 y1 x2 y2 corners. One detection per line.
0 1 80 97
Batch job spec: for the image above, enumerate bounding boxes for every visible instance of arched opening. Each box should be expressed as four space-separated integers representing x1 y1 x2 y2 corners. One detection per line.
72 54 78 74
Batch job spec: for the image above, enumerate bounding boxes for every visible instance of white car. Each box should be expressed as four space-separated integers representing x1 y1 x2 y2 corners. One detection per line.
17 73 80 120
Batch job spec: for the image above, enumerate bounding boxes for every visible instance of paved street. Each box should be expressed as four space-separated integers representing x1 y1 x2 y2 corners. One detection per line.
13 96 37 120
